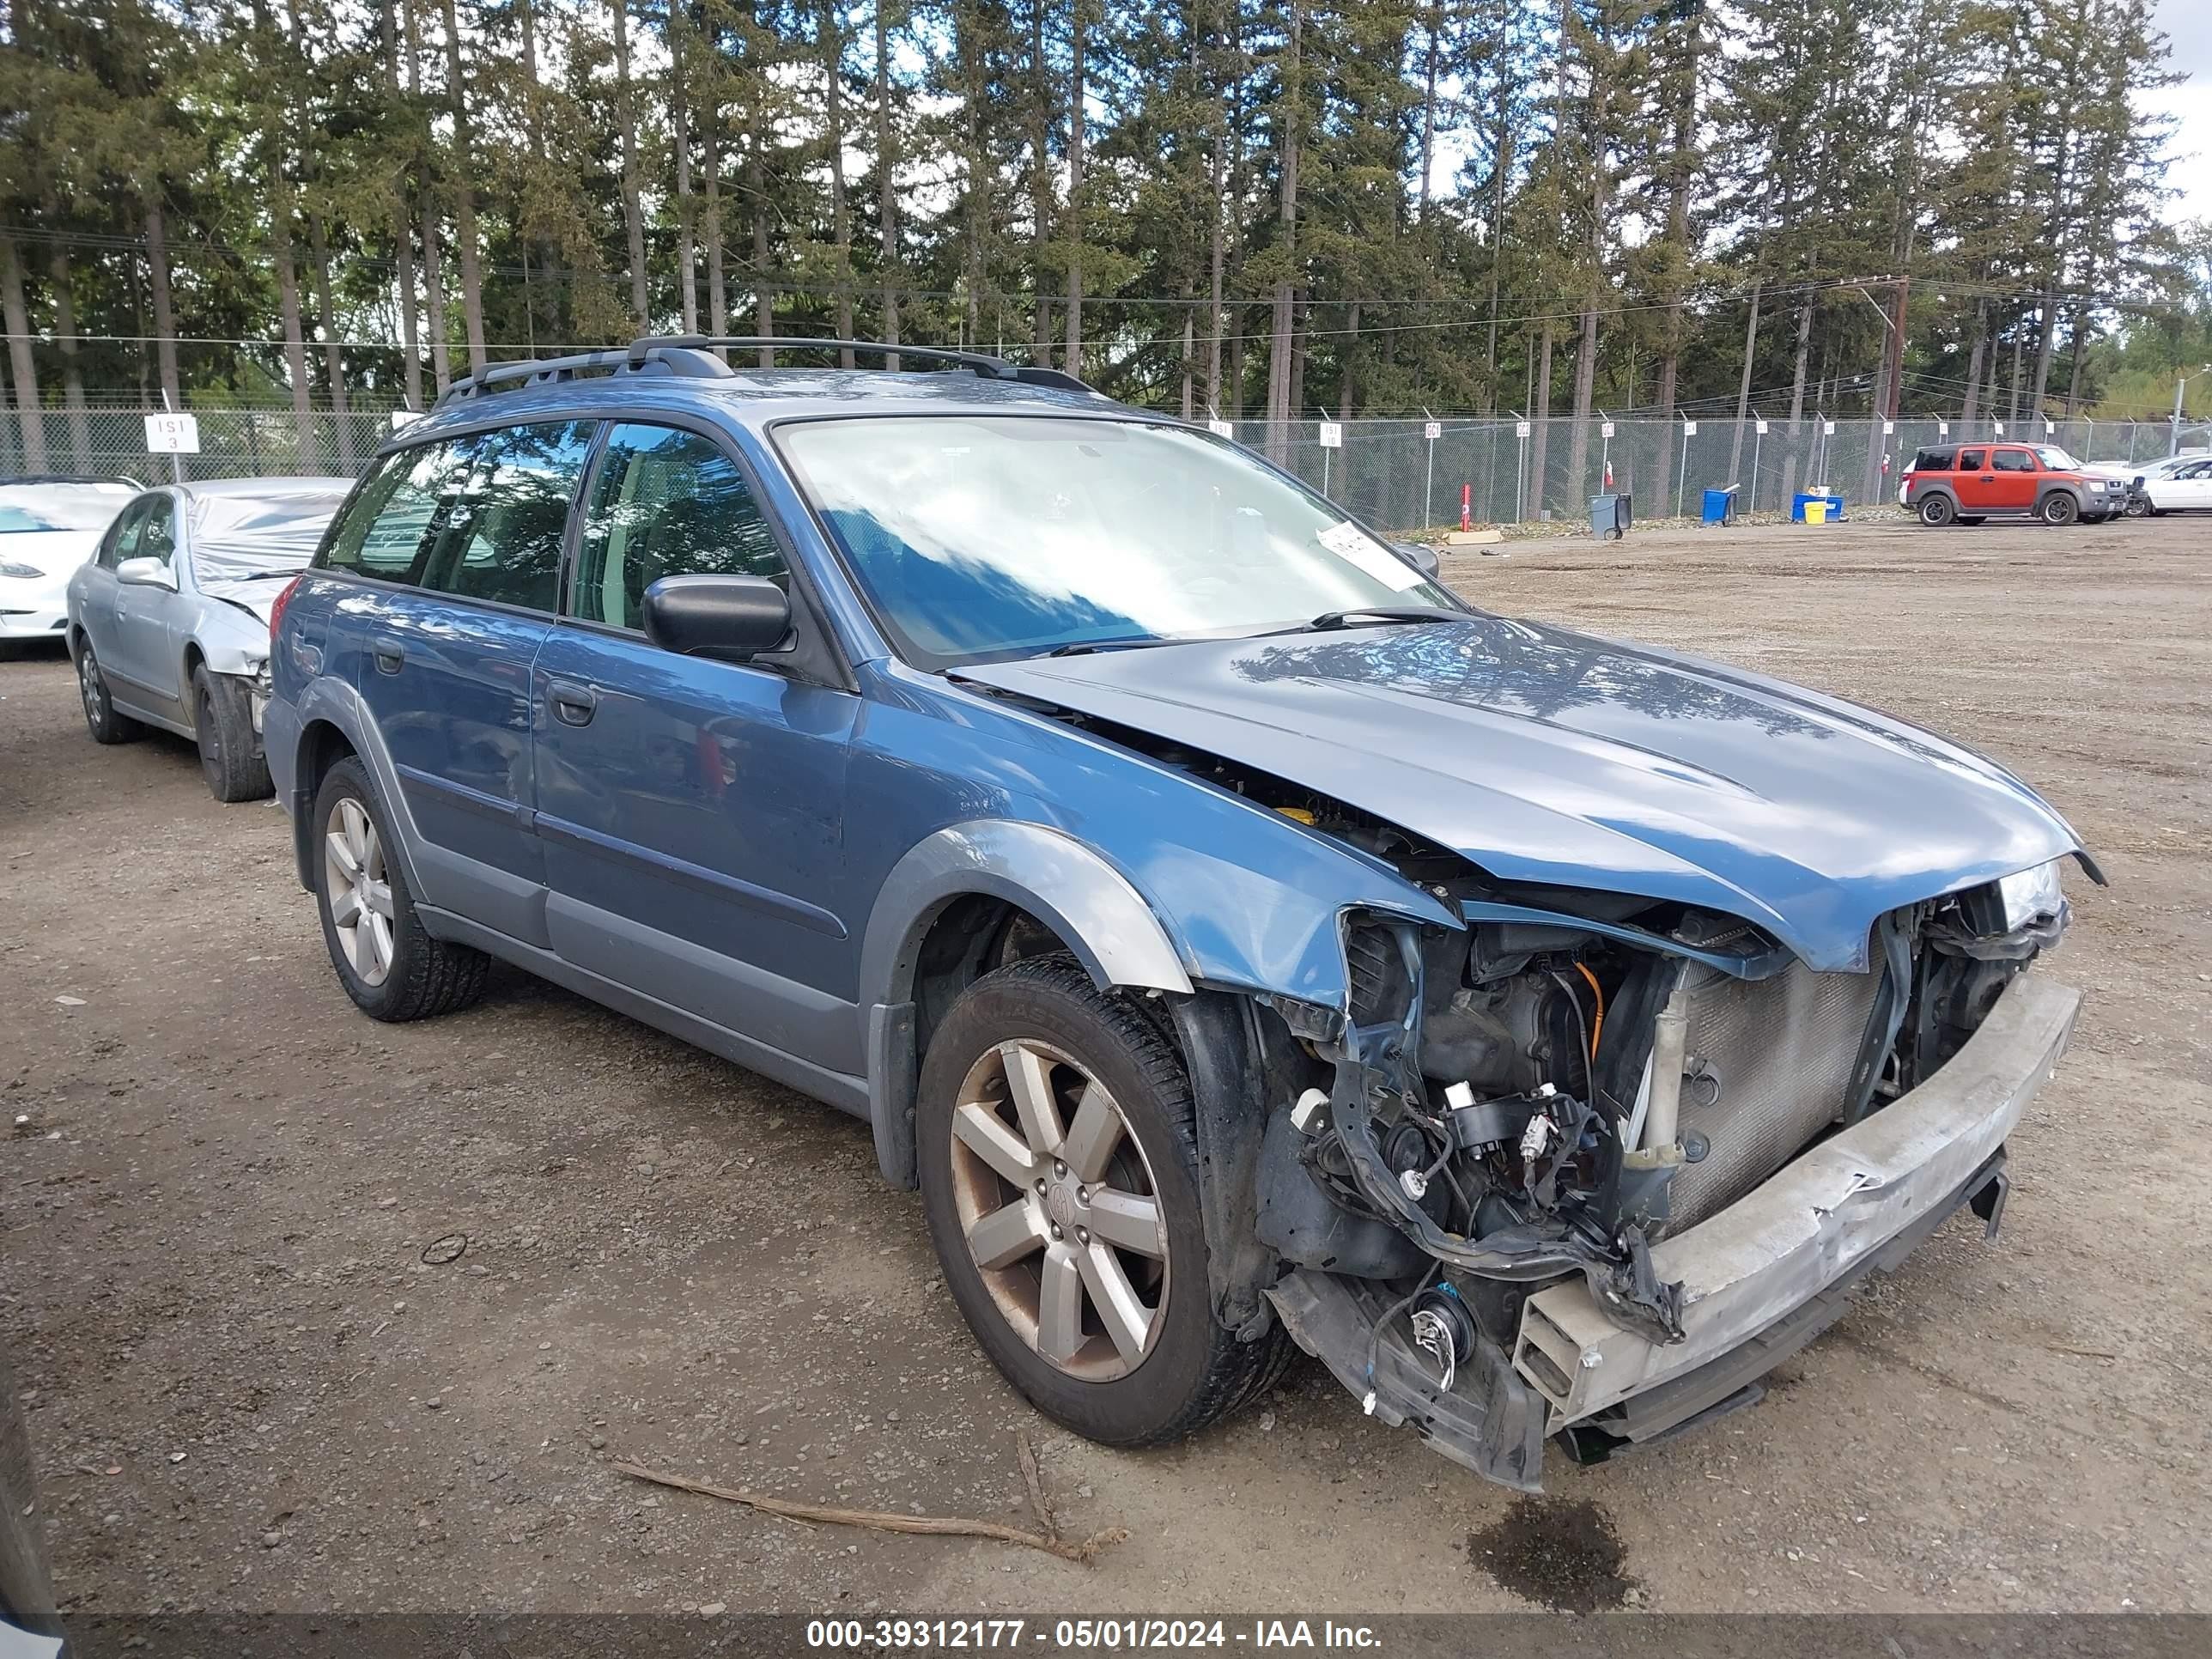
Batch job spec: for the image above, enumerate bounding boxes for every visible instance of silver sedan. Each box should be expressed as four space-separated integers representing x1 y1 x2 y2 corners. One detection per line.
65 477 352 801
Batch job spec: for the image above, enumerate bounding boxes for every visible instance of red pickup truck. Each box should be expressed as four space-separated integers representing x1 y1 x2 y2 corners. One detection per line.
1900 442 2124 526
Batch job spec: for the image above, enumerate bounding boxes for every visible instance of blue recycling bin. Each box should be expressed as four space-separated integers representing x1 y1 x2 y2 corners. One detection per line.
1701 486 1738 526
1791 491 1844 523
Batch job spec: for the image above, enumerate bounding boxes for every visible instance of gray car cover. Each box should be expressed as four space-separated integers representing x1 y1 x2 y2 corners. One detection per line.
188 483 351 606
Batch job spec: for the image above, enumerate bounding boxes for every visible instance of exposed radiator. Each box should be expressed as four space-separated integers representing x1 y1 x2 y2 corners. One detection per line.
1664 956 1881 1230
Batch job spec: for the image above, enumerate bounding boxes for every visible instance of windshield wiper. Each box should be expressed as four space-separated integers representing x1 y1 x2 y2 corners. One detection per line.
1303 606 1463 632
1045 635 1176 657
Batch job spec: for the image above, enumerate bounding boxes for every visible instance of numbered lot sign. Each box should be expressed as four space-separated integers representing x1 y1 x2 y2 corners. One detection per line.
1424 421 1442 441
1317 421 1343 449
144 412 200 453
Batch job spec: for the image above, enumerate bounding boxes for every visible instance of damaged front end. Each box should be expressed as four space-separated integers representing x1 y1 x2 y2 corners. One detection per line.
1243 840 2077 1491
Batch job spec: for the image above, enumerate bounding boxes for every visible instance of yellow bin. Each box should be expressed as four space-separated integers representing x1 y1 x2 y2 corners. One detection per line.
1803 499 1829 525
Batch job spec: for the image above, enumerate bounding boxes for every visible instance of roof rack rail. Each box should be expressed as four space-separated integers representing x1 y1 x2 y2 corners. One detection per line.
629 335 1096 396
434 343 734 408
433 334 1097 410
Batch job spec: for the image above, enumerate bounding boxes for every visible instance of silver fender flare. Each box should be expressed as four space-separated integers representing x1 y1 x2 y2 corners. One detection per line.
860 819 1194 1188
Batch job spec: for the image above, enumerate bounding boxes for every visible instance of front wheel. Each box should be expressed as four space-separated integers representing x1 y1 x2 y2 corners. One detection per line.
1917 494 1956 526
2040 492 2080 526
311 756 489 1022
2124 496 2151 517
191 665 272 803
916 956 1287 1447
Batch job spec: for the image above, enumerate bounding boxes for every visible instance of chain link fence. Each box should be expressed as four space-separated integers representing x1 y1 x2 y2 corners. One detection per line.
1235 414 2211 532
9 404 2207 531
2 405 403 484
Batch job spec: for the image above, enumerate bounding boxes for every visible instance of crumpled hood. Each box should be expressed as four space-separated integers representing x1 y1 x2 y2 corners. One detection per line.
957 615 2088 973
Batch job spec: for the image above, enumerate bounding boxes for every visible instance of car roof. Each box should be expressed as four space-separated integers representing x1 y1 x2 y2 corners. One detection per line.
398 354 1130 450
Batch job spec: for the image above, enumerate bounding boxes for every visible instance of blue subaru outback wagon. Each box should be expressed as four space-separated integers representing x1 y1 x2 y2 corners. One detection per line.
267 337 2093 1489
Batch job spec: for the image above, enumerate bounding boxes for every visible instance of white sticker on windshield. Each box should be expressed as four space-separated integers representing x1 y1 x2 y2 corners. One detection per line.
1318 520 1424 592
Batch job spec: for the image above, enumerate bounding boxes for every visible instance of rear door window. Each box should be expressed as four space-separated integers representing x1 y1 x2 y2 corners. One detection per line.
1957 449 1986 471
572 423 787 631
321 422 594 612
321 439 478 586
418 422 597 613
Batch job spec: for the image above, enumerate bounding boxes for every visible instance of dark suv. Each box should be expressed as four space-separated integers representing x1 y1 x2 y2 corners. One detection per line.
1901 441 2122 526
263 337 2088 1490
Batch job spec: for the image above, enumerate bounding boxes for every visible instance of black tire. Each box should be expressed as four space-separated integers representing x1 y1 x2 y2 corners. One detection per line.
2124 496 2150 517
311 755 489 1022
1917 494 1956 526
191 665 272 803
2039 491 2080 526
917 955 1290 1448
74 639 143 744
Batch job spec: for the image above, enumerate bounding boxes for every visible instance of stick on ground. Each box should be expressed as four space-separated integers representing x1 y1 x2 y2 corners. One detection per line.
612 1461 1126 1565
1015 1429 1056 1542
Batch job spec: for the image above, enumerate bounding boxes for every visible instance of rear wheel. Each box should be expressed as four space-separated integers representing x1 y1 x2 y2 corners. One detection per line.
917 956 1288 1447
75 641 143 744
2040 492 2080 526
191 665 272 803
1917 494 1956 526
311 756 489 1021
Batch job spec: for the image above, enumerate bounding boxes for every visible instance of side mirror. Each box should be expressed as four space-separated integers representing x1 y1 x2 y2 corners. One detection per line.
642 574 792 662
116 556 177 591
1394 541 1442 580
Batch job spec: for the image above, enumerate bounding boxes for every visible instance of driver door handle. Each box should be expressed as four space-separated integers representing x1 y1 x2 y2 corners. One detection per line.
372 639 405 674
548 679 599 726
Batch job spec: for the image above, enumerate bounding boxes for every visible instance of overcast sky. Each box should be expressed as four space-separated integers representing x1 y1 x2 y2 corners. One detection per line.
2151 0 2209 223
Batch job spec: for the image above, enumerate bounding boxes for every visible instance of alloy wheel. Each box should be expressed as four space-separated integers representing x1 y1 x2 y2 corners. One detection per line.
78 653 101 725
945 1038 1169 1382
323 796 395 988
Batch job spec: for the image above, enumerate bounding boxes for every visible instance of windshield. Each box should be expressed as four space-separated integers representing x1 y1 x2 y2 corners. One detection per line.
775 416 1458 667
2033 446 2081 470
0 485 134 535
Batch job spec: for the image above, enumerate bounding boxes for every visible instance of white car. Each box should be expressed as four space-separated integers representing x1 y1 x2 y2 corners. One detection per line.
65 477 352 801
2142 456 2212 514
0 477 139 649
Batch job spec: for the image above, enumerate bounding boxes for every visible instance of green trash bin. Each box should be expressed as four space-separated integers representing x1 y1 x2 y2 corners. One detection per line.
1590 493 1632 541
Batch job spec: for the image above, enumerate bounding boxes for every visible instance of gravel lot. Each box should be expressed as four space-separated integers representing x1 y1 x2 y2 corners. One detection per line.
3 513 2207 1618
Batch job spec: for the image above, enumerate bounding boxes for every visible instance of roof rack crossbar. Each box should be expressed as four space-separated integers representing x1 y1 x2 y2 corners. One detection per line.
434 344 736 409
629 335 1096 395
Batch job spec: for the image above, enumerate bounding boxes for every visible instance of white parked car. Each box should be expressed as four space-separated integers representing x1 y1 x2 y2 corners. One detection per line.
2141 455 2212 514
65 477 352 801
0 477 139 650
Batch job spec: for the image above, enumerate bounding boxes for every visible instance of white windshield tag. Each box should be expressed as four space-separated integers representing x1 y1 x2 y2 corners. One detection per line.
1318 520 1423 592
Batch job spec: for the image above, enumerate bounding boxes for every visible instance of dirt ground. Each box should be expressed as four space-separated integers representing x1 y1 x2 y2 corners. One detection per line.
3 513 2207 1618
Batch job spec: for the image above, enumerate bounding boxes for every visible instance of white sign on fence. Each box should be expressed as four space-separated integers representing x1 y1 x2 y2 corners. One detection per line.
1823 420 1837 436
1515 421 1531 439
2045 419 2056 436
1883 420 1895 435
1206 419 1233 438
1993 420 2005 435
144 412 200 454
1938 421 1950 435
391 410 423 430
1424 421 1442 441
1682 420 1698 436
1754 417 1769 435
1317 421 1343 450
1601 421 1615 439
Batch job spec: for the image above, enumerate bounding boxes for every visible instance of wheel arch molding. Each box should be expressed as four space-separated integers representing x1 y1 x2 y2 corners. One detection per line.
279 678 432 905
